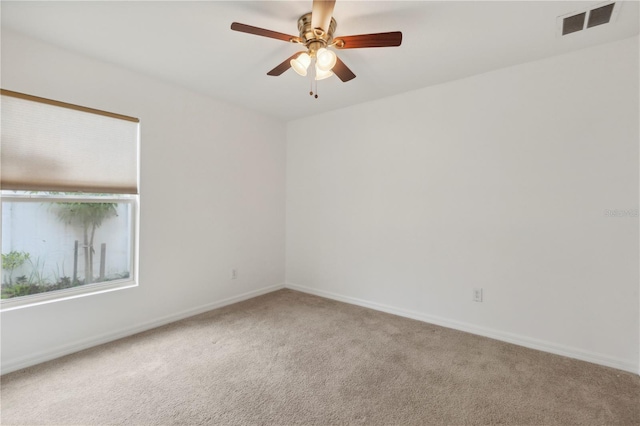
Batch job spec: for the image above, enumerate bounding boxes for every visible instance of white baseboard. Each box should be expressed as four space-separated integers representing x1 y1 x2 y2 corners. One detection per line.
1 283 285 375
285 282 638 375
4 282 636 376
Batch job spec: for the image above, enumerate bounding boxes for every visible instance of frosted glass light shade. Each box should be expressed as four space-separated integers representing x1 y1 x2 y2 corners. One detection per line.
315 66 334 80
290 53 311 76
316 48 337 72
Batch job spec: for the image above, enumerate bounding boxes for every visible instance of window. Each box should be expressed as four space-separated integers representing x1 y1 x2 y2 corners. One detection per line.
1 89 139 310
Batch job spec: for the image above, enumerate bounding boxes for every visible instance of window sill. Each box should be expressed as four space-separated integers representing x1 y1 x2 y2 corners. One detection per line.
0 279 138 312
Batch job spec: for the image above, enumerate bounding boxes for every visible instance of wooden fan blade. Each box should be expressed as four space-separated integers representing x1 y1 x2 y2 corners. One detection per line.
267 52 305 76
311 0 336 33
334 31 402 49
332 56 356 82
231 22 301 43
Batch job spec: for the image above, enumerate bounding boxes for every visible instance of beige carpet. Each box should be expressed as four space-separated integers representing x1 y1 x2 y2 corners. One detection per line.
1 289 638 425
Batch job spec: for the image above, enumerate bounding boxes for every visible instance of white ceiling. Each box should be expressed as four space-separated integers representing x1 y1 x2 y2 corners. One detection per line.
2 1 638 121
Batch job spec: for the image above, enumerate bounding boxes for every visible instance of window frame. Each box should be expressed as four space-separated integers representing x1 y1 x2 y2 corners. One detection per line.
1 192 139 311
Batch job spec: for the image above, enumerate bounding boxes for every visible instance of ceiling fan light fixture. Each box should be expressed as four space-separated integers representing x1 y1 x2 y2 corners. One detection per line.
316 47 337 71
315 66 334 80
290 52 311 76
231 0 404 89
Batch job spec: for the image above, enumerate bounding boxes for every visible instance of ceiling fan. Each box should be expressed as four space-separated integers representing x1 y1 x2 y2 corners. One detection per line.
230 0 402 94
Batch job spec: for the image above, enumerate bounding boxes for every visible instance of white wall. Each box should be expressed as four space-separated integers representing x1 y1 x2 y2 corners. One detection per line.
1 30 286 373
287 36 640 373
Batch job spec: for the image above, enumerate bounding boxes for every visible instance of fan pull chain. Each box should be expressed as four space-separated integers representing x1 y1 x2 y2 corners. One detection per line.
312 59 318 99
308 65 315 97
309 59 315 97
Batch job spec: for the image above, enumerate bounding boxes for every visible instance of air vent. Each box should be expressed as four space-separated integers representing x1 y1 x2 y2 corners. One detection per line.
587 3 615 28
557 2 620 37
562 12 586 35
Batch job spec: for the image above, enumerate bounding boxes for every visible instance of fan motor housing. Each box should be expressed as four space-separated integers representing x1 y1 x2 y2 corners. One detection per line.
297 12 337 53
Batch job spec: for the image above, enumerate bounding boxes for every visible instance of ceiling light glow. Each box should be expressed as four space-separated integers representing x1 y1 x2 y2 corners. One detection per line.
290 53 311 76
316 48 337 72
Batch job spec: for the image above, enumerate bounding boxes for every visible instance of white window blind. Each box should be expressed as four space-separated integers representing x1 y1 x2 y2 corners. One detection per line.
1 89 139 194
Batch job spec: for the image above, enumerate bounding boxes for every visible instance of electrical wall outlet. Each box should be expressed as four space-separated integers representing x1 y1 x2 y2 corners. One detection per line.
231 269 237 280
473 288 483 302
